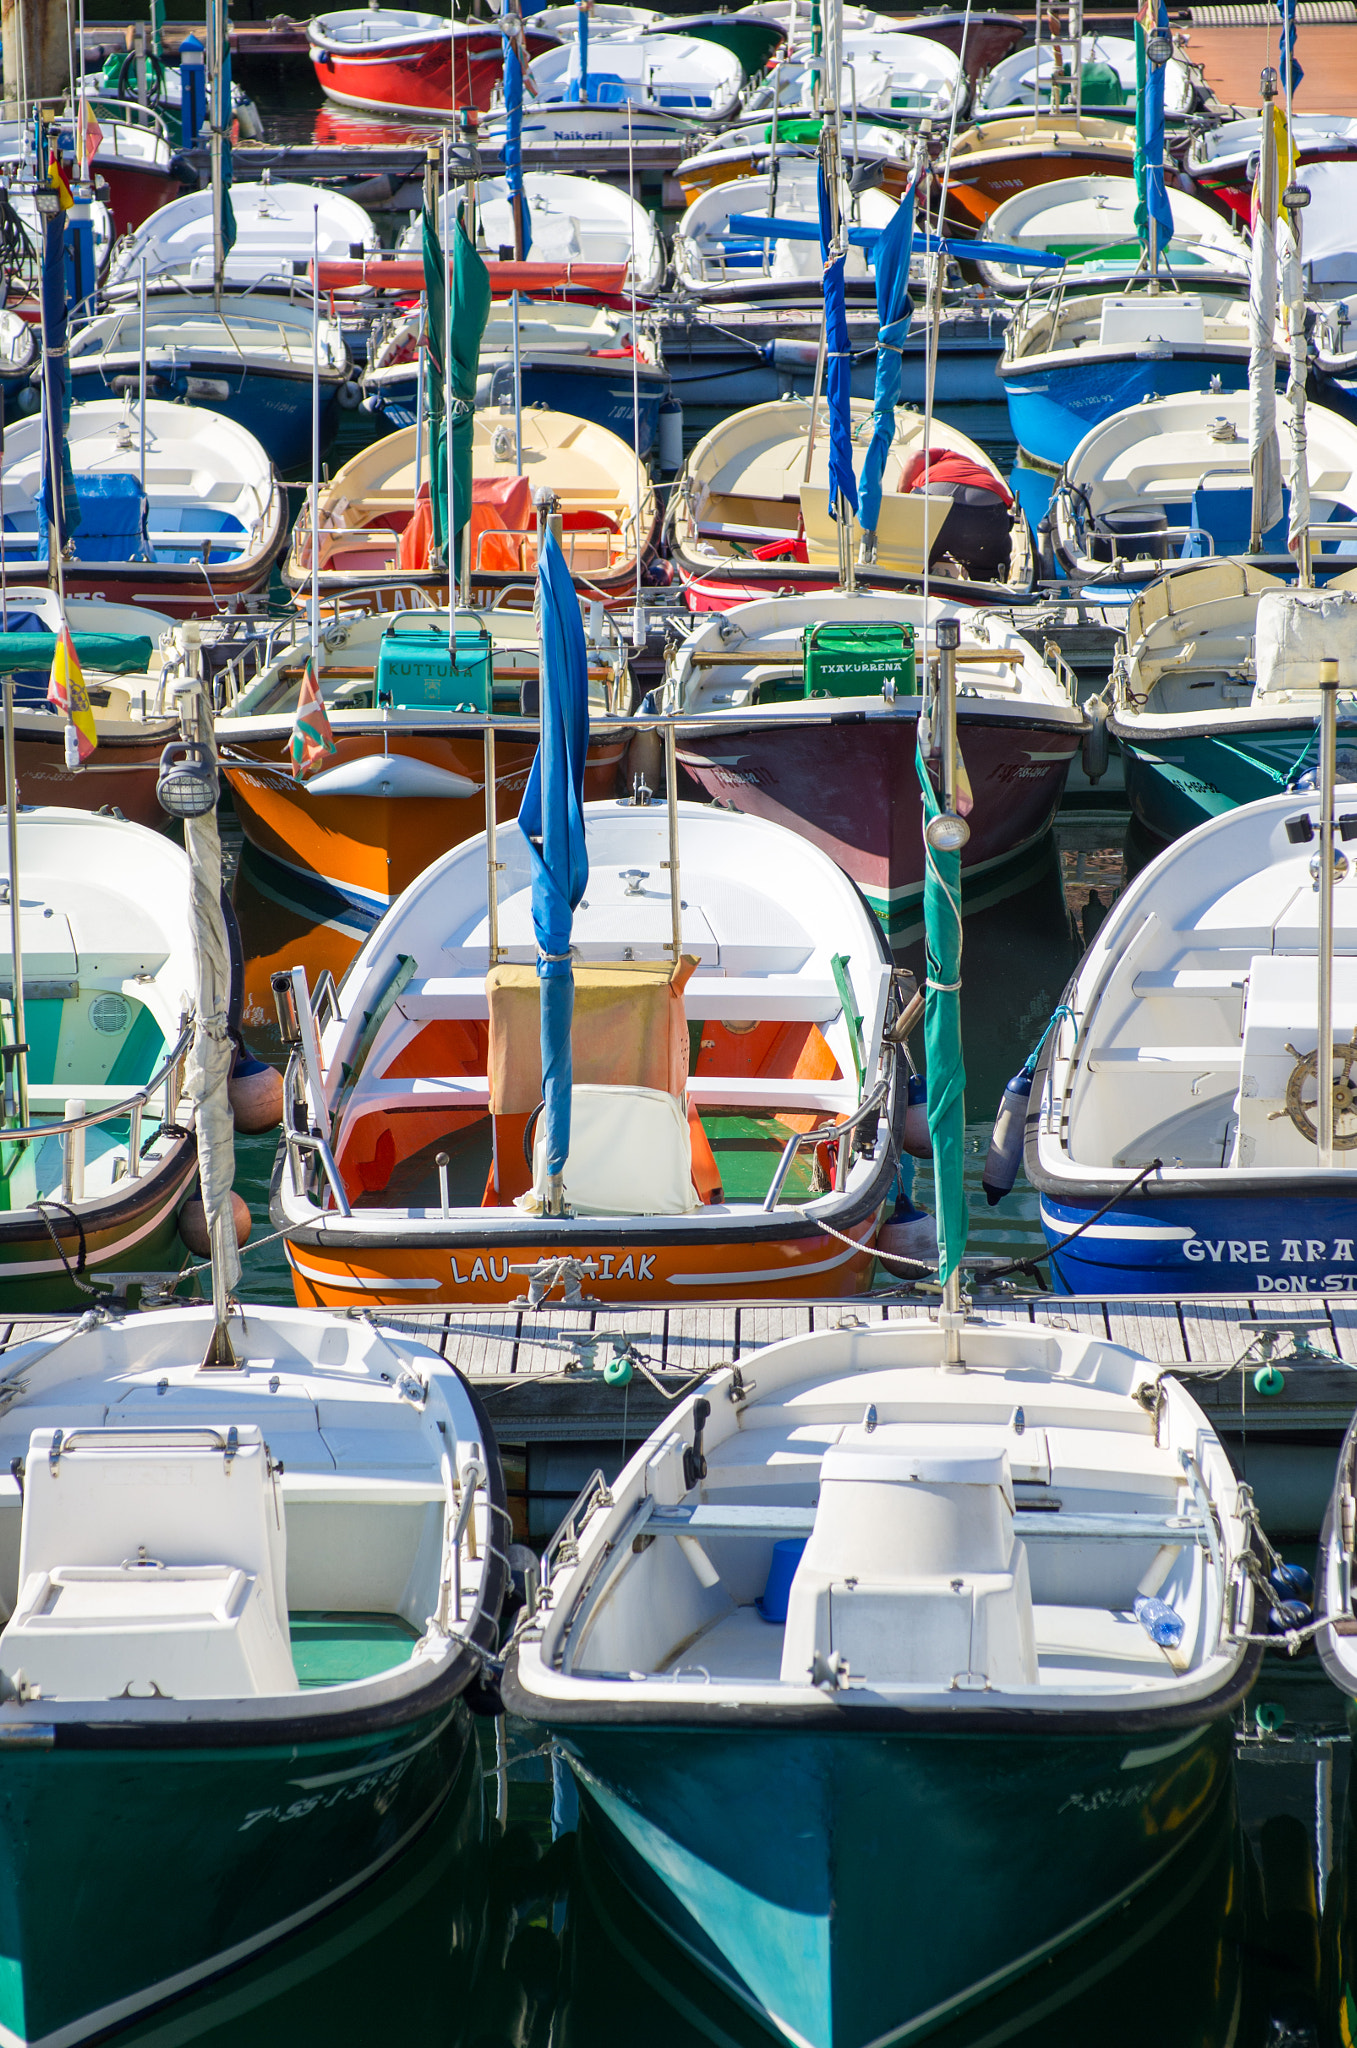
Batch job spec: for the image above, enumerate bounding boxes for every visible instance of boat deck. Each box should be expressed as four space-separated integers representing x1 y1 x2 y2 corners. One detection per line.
288 1611 420 1689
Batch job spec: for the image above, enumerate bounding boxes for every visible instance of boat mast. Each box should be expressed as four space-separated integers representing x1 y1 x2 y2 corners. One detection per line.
310 204 322 689
2 680 28 1127
208 0 225 311
1318 656 1339 1166
1250 69 1280 553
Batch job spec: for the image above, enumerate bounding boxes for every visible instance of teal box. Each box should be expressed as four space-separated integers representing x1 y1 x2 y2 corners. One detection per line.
376 622 492 711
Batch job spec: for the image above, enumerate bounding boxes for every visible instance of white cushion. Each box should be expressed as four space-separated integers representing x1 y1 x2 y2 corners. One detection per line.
532 1084 698 1216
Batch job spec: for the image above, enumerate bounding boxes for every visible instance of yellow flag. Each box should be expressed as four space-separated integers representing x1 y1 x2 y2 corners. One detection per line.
47 626 97 763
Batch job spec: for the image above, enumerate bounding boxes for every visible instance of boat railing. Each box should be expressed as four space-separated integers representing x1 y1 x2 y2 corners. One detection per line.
0 1018 193 1194
542 1468 613 1587
282 1127 353 1219
762 1070 891 1213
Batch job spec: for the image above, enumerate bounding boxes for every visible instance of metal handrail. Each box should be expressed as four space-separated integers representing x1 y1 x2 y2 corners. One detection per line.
0 1020 193 1147
762 1070 891 1213
542 1468 612 1586
283 1126 353 1218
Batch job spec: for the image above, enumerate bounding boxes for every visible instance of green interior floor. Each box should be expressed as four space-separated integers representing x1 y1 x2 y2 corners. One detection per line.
703 1117 816 1204
288 1612 422 1688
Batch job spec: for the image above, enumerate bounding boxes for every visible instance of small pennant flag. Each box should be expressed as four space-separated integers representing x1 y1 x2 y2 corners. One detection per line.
290 659 336 781
47 625 97 763
77 98 103 180
49 161 74 212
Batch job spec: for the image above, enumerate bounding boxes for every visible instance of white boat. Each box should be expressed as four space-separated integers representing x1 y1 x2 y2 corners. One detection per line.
0 1299 506 2045
979 32 1197 116
403 172 665 297
741 27 964 119
675 117 915 204
977 175 1250 294
532 4 663 32
672 164 900 300
503 1315 1261 2047
0 396 289 616
523 29 744 123
107 180 380 293
1187 112 1357 225
1050 390 1357 584
270 796 906 1309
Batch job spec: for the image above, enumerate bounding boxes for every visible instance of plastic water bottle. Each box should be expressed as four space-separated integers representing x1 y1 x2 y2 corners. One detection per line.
982 1067 1033 1205
1134 1595 1185 1649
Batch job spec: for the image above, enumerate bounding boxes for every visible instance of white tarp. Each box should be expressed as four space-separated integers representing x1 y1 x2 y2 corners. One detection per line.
1254 587 1357 695
1279 218 1311 552
1297 162 1357 290
182 666 241 1297
1249 184 1283 541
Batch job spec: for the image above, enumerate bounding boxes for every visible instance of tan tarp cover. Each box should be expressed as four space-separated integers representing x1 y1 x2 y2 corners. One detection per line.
487 956 696 1114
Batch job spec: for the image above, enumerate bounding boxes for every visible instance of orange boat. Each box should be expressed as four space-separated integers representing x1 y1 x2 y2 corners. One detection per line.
217 604 640 928
941 114 1138 230
285 413 659 612
271 797 908 1310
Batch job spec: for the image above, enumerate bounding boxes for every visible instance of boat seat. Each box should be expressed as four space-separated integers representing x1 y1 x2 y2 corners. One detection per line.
800 482 932 566
0 1424 296 1701
399 973 841 1023
527 1083 698 1216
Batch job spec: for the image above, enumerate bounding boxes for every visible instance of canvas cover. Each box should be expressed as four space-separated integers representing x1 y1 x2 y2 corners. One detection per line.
1254 587 1357 695
487 955 696 1113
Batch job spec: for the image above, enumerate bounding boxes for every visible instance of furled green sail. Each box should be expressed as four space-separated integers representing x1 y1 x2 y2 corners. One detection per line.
915 738 968 1286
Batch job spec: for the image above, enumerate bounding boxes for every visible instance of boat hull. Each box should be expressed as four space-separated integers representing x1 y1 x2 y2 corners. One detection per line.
9 720 179 830
1033 1179 1357 1296
529 1713 1236 2048
0 1132 196 1311
676 709 1079 936
1112 718 1353 842
311 28 557 119
96 157 179 238
946 142 1138 228
221 727 631 923
1002 349 1256 470
0 1698 477 2046
373 357 666 457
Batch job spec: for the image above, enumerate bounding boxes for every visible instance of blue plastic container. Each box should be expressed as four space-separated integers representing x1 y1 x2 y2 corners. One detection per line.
757 1538 807 1623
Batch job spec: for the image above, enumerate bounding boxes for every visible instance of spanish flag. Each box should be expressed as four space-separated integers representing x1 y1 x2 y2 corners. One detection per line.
50 160 74 212
290 658 336 781
47 625 97 763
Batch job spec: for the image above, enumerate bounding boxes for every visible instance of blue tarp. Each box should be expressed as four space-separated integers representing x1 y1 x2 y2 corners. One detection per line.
38 200 80 557
567 0 588 101
1278 0 1303 95
857 176 916 540
817 162 858 523
519 524 589 1183
1134 10 1174 265
502 21 532 257
724 213 1060 267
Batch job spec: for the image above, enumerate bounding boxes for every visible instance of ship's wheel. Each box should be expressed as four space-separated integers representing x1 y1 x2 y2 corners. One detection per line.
1273 1040 1357 1148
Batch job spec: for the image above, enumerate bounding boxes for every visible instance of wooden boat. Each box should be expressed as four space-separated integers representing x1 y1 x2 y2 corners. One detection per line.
0 586 181 826
285 415 658 610
0 1298 505 2041
1051 392 1357 590
978 33 1198 117
1026 778 1357 1294
942 115 1138 231
309 5 558 118
272 798 905 1308
503 1316 1260 2047
664 590 1083 936
1001 285 1272 471
0 398 289 618
672 165 901 303
1186 113 1357 226
216 603 638 925
107 181 380 294
524 30 744 126
1108 565 1357 842
69 292 354 473
976 175 1249 295
668 396 1034 607
0 808 202 1306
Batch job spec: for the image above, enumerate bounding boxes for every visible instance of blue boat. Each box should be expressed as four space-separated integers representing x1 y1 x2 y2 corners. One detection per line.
1027 779 1357 1294
69 290 354 471
503 1322 1261 2047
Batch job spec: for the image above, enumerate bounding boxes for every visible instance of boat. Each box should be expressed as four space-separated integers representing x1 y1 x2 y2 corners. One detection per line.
0 808 203 1306
1000 284 1274 471
1107 564 1357 841
523 29 745 125
477 94 698 149
309 5 559 119
942 114 1138 231
271 794 905 1309
741 27 966 122
502 1314 1261 2046
662 590 1084 936
1025 768 1357 1294
668 396 1034 606
1186 112 1357 226
0 397 289 618
975 175 1250 295
69 291 354 473
215 602 638 926
0 1297 506 2039
674 118 917 204
285 414 658 610
0 307 38 411
107 180 380 294
671 165 901 303
978 32 1198 116
34 101 177 236
1050 391 1357 591
90 44 264 147
406 172 665 299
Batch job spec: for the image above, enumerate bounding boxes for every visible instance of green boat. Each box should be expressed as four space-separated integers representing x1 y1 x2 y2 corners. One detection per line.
0 1301 505 2045
1107 559 1357 842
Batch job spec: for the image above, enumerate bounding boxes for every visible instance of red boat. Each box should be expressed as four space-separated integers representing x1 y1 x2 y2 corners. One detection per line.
309 7 558 119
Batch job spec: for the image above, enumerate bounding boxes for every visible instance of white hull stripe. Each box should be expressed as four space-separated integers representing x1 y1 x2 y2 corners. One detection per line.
286 1250 439 1292
1038 1207 1196 1244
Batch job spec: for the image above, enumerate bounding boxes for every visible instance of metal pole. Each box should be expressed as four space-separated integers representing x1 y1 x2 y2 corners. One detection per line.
511 290 523 476
1318 1743 1334 1912
310 206 321 668
138 255 147 496
1251 72 1279 553
800 316 828 483
484 723 501 965
3 677 27 1128
1319 655 1338 1167
664 721 681 964
208 0 223 311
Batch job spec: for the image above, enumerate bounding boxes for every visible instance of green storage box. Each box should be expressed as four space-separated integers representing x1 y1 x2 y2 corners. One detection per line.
376 621 492 712
802 621 916 700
